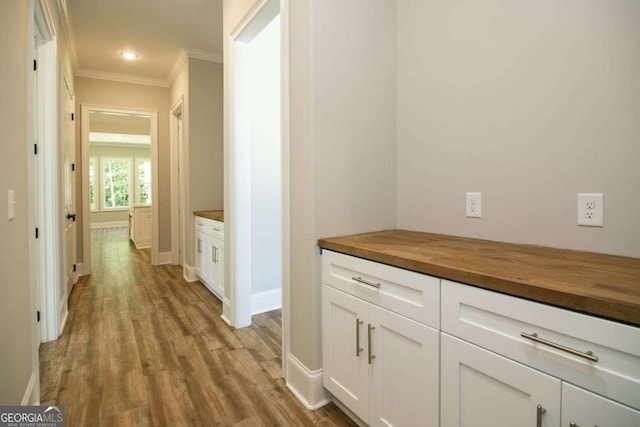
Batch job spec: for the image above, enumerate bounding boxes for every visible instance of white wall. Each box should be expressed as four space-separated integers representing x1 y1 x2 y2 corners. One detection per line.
396 0 640 258
249 16 281 296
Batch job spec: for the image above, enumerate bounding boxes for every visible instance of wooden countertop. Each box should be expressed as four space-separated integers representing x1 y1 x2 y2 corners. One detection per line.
318 230 640 326
194 210 224 222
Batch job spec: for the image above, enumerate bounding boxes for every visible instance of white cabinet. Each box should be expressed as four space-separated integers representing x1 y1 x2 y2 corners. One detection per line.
441 333 561 427
129 205 152 249
195 216 224 299
322 251 440 426
562 383 640 427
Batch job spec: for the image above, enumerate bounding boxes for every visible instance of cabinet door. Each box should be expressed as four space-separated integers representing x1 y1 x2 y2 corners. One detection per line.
441 333 561 427
322 285 370 423
196 233 210 283
209 236 224 298
562 382 640 427
369 305 439 427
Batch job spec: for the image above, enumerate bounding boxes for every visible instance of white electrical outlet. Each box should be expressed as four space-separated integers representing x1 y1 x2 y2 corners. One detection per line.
466 192 481 218
577 193 603 227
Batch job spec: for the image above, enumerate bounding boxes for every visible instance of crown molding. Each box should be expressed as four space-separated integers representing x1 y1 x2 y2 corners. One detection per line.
185 48 223 63
56 0 79 72
75 69 170 88
167 48 223 86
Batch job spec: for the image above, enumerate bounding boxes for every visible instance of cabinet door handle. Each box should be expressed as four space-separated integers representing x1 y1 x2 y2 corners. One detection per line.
352 276 380 289
521 332 598 362
212 246 215 263
356 319 363 356
197 238 202 253
367 324 376 364
536 405 546 427
214 246 218 263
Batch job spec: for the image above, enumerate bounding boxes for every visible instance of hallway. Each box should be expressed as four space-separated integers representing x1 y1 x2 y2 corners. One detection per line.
39 228 353 426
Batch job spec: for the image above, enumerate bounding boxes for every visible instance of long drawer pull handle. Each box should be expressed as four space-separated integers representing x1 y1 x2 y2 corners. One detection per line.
356 319 363 356
368 324 376 364
536 405 546 427
352 276 380 289
521 332 598 362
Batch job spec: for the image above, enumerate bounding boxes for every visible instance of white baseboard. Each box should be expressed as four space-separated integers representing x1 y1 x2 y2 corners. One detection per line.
90 220 128 229
221 297 232 326
58 308 68 337
21 372 39 405
183 264 198 282
76 262 84 277
285 354 330 410
157 251 172 265
133 239 151 249
251 288 282 315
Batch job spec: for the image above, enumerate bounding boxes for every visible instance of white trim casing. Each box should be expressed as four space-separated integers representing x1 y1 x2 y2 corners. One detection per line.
21 373 39 406
90 220 128 229
183 264 198 282
251 288 282 315
75 262 84 276
285 354 331 410
157 252 172 265
55 0 78 71
170 97 185 266
81 105 160 274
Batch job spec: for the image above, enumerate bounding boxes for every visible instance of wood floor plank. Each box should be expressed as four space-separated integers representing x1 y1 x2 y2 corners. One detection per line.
39 228 355 427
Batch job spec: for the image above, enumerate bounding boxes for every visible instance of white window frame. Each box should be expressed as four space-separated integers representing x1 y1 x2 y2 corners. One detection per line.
89 156 99 212
134 157 152 206
100 156 132 211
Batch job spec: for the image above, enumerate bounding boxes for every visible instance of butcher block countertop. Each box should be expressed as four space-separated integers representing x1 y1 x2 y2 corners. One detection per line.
194 210 224 222
318 230 640 326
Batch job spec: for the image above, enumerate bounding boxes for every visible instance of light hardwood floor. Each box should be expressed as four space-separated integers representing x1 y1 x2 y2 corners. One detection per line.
40 227 355 426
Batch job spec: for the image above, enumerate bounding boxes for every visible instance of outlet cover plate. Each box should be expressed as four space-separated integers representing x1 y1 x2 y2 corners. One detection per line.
578 193 603 227
466 192 482 218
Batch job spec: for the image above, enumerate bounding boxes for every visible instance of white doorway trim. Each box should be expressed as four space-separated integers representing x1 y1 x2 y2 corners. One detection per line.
227 0 282 329
80 104 160 274
170 96 186 269
34 0 65 344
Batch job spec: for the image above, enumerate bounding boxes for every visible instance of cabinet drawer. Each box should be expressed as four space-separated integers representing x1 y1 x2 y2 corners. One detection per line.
442 280 640 410
196 217 224 238
322 250 439 328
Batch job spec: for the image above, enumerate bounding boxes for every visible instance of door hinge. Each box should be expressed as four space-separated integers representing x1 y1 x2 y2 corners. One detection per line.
73 264 77 272
71 163 75 171
37 311 40 322
35 227 39 239
34 144 38 155
33 60 37 71
71 112 74 121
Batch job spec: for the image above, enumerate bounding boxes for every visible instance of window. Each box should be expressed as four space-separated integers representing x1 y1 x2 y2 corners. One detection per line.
89 157 98 212
101 157 132 210
135 158 152 205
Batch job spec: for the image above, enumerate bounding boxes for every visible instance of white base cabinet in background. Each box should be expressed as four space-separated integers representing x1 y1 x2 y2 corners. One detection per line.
562 383 640 427
129 205 152 249
195 217 224 299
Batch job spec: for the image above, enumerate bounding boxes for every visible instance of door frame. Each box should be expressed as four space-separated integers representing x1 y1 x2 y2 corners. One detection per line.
226 0 291 378
170 96 186 268
81 104 160 273
34 0 66 343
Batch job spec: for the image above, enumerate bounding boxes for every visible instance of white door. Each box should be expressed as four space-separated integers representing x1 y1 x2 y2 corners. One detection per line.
441 333 561 427
369 305 439 427
61 77 76 301
322 285 370 423
562 382 640 427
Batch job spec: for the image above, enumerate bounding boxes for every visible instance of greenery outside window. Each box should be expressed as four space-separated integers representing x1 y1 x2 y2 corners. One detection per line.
101 157 132 210
135 158 152 205
89 157 98 212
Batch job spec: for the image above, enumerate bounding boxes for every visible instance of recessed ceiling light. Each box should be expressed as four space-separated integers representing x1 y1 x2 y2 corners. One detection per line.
121 51 138 61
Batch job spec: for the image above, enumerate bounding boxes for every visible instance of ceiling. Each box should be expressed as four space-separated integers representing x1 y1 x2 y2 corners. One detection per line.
66 0 223 83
